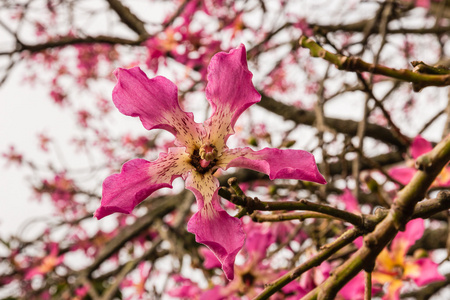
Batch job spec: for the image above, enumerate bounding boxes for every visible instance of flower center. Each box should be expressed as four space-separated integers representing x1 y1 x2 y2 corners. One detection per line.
190 147 218 174
392 265 404 279
199 144 218 161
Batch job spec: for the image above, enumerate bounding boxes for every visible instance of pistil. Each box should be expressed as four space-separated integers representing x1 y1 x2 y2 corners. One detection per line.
199 144 218 161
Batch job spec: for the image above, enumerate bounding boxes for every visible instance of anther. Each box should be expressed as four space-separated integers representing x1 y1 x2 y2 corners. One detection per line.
199 144 218 161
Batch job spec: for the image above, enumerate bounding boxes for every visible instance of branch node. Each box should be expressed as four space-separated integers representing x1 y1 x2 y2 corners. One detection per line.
318 49 326 58
299 198 308 204
364 235 378 247
415 154 433 171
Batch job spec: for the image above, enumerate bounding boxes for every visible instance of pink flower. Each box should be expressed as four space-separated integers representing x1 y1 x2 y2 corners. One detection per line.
339 188 359 214
389 135 450 187
339 271 382 300
199 222 306 298
121 262 152 299
77 109 92 128
49 88 66 105
372 219 445 299
37 133 51 152
415 0 431 8
338 272 365 300
337 189 363 248
2 146 23 166
94 44 326 280
24 242 64 280
168 275 202 299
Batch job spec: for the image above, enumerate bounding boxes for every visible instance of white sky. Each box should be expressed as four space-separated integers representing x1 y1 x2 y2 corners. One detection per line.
0 64 75 239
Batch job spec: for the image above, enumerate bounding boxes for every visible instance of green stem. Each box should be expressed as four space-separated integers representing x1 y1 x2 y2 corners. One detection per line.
218 188 363 227
299 36 450 91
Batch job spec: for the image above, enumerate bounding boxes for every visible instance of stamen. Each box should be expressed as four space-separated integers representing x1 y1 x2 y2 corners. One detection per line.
189 149 218 174
199 144 218 161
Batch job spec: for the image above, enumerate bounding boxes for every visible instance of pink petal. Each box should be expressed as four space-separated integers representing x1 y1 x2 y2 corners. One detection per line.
184 170 220 208
199 286 228 300
280 272 307 297
245 224 273 259
436 167 450 187
415 0 430 9
340 188 359 213
411 135 432 159
95 148 192 219
24 268 40 280
391 218 424 254
184 171 245 280
199 247 222 269
168 284 202 298
412 258 445 286
187 193 245 281
388 167 416 185
339 272 365 300
222 147 326 184
354 236 363 248
112 67 204 149
204 44 261 152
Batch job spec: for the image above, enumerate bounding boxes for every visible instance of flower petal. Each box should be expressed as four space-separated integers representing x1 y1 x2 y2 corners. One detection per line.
372 269 395 285
199 247 222 269
411 135 432 159
95 148 192 219
204 44 261 152
391 218 424 258
184 171 219 208
388 167 416 185
185 171 245 280
112 67 204 150
221 147 326 184
187 195 245 281
339 188 360 213
435 167 450 187
339 272 365 300
244 223 274 259
376 248 396 273
200 286 228 300
384 279 403 300
410 258 445 286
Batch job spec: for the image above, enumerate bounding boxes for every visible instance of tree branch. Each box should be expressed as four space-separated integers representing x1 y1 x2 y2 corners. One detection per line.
299 36 450 92
302 135 450 299
105 0 148 37
257 93 409 149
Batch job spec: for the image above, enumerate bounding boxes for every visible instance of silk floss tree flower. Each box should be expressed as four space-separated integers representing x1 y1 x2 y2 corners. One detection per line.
389 135 450 187
94 44 326 280
372 218 445 299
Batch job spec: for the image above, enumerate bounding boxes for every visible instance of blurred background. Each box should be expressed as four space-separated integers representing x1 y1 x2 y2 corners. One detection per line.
1 0 450 299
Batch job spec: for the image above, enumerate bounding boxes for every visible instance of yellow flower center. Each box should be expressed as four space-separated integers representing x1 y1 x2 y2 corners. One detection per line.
199 144 218 161
190 145 219 174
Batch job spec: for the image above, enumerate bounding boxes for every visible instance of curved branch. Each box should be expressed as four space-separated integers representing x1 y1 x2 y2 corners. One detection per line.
0 35 145 56
106 0 148 37
299 36 450 92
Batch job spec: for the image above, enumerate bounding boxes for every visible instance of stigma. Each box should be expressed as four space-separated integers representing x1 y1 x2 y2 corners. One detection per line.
199 144 218 161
